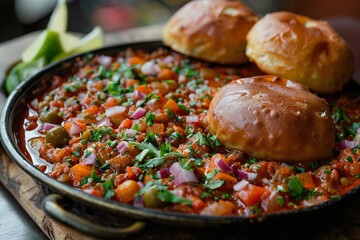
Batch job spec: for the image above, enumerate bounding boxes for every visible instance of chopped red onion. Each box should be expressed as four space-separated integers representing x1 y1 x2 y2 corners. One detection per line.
157 168 170 179
214 157 233 173
131 107 146 119
233 180 249 191
170 162 198 186
117 141 128 154
105 106 126 117
96 117 112 127
134 90 146 100
185 115 199 123
83 148 96 165
141 61 161 75
29 99 39 109
235 169 257 181
169 162 182 177
69 121 82 136
336 139 357 151
124 129 137 138
163 55 175 64
125 92 135 98
97 55 112 67
39 123 58 133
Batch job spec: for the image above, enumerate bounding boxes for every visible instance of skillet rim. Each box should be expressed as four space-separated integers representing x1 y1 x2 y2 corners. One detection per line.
1 40 359 226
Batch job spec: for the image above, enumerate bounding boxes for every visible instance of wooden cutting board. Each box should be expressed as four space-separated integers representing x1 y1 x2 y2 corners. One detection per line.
2 24 360 240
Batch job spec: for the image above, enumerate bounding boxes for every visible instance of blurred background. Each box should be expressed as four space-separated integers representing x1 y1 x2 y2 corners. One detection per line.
0 0 359 44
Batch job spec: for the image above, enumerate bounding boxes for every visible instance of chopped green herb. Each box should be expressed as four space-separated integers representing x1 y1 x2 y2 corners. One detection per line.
145 111 156 126
102 180 115 199
204 179 225 190
157 189 192 206
277 196 285 206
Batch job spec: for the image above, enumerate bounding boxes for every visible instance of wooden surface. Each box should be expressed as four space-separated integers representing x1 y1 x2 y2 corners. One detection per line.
1 22 360 240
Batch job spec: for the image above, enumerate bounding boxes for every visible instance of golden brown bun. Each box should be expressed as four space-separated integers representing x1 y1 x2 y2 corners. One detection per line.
163 0 258 64
207 75 335 162
246 12 354 93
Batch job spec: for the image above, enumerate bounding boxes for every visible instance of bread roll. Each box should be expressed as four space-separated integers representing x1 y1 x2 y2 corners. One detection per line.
163 0 258 64
207 75 335 162
246 12 354 93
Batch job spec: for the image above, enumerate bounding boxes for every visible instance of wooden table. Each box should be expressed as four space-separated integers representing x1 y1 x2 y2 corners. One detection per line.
1 22 360 240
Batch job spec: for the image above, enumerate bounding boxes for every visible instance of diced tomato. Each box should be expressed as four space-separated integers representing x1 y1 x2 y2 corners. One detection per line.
115 180 141 203
70 164 93 186
237 184 270 207
296 172 315 190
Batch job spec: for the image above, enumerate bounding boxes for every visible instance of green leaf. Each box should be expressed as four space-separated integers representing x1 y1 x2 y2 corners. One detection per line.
204 179 225 190
157 189 192 206
102 179 115 199
145 112 156 127
287 176 303 198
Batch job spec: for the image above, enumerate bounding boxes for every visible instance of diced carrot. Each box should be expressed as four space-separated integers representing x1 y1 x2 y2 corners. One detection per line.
70 164 93 185
162 99 180 113
120 118 133 129
103 97 119 109
135 85 150 94
212 172 237 190
124 79 139 87
83 105 99 115
126 166 136 180
237 184 270 207
146 123 165 134
64 122 72 132
157 69 174 80
144 174 154 184
127 56 144 65
296 172 315 190
115 180 141 203
53 148 70 163
95 81 104 91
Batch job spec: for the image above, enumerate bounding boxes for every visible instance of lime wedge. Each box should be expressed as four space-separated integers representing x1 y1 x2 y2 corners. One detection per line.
21 30 64 63
5 58 45 94
52 27 104 62
60 33 81 52
70 26 104 54
47 0 67 33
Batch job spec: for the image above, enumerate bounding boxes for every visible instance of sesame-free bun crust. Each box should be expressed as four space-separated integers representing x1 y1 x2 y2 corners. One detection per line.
246 12 354 93
163 0 258 64
207 75 335 162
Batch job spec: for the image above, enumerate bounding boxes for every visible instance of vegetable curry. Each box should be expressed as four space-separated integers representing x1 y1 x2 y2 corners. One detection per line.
20 47 360 216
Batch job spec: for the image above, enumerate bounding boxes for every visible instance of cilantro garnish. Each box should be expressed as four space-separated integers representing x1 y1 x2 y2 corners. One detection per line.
157 189 192 206
333 107 351 123
102 179 115 199
145 111 156 126
287 176 303 198
80 166 103 186
204 179 225 190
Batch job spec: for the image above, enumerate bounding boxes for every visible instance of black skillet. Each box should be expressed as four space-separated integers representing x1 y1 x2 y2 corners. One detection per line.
1 41 360 239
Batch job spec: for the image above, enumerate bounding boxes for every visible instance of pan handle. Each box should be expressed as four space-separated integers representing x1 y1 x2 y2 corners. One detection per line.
42 194 146 239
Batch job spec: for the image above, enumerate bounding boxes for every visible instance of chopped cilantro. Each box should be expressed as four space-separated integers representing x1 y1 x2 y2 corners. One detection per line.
277 196 285 206
333 107 351 123
346 156 354 162
102 180 115 199
204 179 225 190
287 176 303 199
145 111 156 126
157 189 192 206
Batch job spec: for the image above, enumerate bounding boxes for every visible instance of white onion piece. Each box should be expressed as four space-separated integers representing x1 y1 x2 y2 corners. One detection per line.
157 168 170 179
214 157 233 173
96 117 112 127
83 148 96 165
141 61 161 75
105 106 126 117
124 129 137 138
29 99 39 109
117 141 128 154
69 121 82 136
39 123 58 133
97 55 112 67
131 107 146 119
125 92 135 98
233 179 249 191
185 115 199 123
